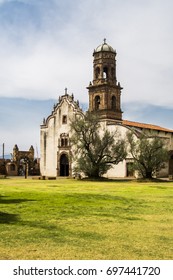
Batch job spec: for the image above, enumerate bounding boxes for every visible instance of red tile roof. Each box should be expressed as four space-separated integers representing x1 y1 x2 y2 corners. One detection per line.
122 120 173 133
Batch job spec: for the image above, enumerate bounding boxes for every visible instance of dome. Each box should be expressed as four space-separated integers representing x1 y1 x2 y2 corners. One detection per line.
94 39 116 53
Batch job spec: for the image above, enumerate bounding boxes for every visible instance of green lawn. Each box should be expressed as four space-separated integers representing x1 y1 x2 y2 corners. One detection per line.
0 178 173 260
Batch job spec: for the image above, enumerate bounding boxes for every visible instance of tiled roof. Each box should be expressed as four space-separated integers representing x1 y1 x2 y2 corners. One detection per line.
122 120 173 133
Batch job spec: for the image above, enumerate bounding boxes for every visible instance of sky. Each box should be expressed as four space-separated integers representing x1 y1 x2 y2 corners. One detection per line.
0 0 173 156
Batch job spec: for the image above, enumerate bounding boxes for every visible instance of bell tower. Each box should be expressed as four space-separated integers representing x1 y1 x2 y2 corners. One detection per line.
87 39 123 120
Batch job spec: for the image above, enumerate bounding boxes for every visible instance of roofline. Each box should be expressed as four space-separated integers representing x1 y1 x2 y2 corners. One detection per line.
122 119 173 133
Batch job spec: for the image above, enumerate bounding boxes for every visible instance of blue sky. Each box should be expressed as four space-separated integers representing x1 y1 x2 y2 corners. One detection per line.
0 0 173 156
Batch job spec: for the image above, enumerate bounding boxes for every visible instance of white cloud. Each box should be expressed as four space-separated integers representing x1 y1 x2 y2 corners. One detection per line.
0 38 90 101
0 0 173 105
1 0 173 154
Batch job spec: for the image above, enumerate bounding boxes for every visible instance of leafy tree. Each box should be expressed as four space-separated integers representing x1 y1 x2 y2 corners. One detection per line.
127 131 169 179
70 113 127 178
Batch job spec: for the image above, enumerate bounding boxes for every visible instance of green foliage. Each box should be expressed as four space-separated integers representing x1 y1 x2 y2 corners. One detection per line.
70 112 127 178
127 131 169 178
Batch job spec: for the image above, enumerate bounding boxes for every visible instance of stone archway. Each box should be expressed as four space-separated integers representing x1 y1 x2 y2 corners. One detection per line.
60 154 69 176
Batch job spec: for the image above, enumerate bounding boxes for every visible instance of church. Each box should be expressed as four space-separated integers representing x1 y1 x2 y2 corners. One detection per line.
40 40 173 178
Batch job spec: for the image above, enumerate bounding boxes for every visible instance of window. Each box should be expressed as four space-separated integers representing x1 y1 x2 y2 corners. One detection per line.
61 138 65 147
103 66 108 79
60 133 69 147
61 138 68 147
62 115 67 124
65 138 68 147
95 96 100 110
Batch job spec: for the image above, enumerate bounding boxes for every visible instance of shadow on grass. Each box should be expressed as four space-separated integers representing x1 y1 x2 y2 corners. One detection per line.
0 196 36 224
81 177 171 183
64 193 144 205
0 212 19 224
16 220 105 245
0 195 36 205
0 193 146 244
81 178 134 182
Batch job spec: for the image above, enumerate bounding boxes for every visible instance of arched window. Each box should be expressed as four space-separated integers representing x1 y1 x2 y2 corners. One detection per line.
95 96 100 110
111 96 116 110
61 138 65 147
65 138 68 147
95 67 100 79
103 67 108 79
60 134 69 147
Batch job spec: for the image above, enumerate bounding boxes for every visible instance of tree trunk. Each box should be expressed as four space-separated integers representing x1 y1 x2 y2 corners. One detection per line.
89 168 100 179
145 171 152 179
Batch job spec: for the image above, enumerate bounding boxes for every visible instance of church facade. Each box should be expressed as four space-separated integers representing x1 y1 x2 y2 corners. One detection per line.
40 40 173 178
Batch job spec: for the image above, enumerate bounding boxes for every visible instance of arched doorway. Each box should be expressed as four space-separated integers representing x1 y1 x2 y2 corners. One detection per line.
60 154 69 176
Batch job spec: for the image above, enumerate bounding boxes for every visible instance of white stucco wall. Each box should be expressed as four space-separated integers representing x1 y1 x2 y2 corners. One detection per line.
40 95 83 177
40 96 173 178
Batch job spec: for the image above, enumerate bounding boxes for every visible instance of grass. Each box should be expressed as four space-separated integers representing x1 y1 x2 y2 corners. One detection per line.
0 178 173 260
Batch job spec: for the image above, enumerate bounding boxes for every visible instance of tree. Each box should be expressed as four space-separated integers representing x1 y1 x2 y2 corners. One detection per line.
70 112 127 178
127 131 169 179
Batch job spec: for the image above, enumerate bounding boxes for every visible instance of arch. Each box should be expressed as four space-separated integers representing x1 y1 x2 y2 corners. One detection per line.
95 67 100 79
6 162 18 176
111 96 116 110
61 138 65 147
103 66 108 79
65 138 68 146
95 95 100 110
60 154 69 176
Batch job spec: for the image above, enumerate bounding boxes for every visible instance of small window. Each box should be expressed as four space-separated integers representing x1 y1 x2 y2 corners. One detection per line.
95 95 100 110
60 135 69 147
61 138 65 147
65 138 68 146
103 66 108 79
62 115 67 124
